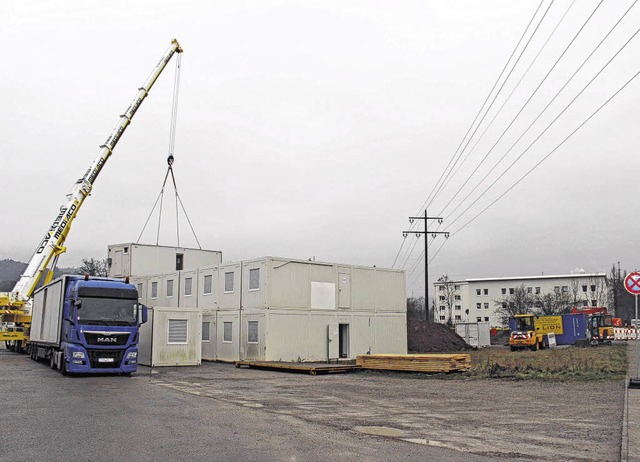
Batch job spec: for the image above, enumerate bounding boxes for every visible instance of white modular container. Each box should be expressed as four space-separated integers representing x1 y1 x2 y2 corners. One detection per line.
455 321 491 347
138 307 202 366
108 243 222 278
30 277 66 345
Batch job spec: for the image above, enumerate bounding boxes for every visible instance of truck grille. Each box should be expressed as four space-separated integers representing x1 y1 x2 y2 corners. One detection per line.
87 349 125 368
84 332 130 346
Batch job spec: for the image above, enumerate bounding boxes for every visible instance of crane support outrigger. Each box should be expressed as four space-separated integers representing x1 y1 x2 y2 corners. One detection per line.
1 39 183 352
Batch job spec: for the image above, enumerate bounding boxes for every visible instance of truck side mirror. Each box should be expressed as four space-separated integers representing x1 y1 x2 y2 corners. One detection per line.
139 304 148 324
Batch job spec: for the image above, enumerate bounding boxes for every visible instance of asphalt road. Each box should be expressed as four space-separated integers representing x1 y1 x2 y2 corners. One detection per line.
0 349 493 462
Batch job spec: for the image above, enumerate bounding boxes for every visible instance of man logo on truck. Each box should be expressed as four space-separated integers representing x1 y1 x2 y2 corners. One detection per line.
97 337 118 343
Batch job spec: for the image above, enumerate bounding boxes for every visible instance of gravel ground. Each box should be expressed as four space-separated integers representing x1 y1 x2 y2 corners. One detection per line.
147 361 624 461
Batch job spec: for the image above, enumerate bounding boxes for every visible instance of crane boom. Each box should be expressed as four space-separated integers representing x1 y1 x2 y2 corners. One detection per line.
9 39 183 304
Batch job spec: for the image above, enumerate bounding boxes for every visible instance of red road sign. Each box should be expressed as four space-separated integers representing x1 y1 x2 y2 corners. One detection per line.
625 272 640 295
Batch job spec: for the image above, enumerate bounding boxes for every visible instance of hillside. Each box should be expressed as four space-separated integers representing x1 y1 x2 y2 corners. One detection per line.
0 259 79 292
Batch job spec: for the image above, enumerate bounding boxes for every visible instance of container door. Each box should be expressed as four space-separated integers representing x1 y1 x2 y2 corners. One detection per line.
328 323 339 360
111 250 123 277
338 273 351 308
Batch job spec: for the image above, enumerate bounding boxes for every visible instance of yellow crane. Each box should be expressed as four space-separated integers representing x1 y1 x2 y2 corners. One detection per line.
1 39 183 352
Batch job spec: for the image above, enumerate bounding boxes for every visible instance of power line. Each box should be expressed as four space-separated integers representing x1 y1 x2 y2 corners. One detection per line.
427 0 554 208
436 0 577 206
447 22 640 230
436 67 640 261
439 0 605 221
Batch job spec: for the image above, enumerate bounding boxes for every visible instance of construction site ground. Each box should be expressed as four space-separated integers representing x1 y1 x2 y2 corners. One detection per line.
148 357 622 461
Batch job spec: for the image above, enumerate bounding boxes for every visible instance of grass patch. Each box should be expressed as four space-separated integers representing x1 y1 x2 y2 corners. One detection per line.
465 344 627 381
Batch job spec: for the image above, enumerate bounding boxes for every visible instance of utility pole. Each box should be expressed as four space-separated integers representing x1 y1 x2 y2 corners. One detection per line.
403 209 449 322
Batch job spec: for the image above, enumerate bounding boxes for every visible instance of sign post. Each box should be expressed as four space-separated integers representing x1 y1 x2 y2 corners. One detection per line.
624 271 640 388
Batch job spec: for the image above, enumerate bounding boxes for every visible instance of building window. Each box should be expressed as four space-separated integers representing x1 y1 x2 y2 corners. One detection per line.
137 283 143 298
591 285 596 292
592 300 597 307
249 268 260 291
223 322 233 342
184 277 193 296
476 317 482 322
151 281 158 299
440 315 446 321
501 288 506 295
527 287 532 294
455 305 461 311
176 253 184 271
166 279 174 298
502 302 507 309
439 305 446 312
168 319 188 344
583 300 589 306
439 286 445 292
484 317 489 322
562 286 568 293
202 322 210 342
454 315 461 321
455 295 461 301
203 275 212 295
476 303 481 310
247 321 259 343
224 272 234 293
554 286 560 293
509 288 514 295
535 287 541 294
582 285 588 292
439 296 445 301
484 303 489 309
454 285 460 291
483 289 488 295
476 289 481 296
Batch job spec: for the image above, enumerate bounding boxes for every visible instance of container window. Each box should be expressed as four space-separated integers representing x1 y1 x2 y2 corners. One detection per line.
203 275 212 295
176 253 184 271
202 321 210 342
166 279 174 298
168 319 188 344
184 277 193 296
151 281 158 299
223 322 233 342
247 321 258 343
249 268 260 291
224 272 234 293
123 246 128 254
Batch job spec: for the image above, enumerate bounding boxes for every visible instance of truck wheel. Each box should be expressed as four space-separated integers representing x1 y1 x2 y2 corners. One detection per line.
510 346 516 352
61 354 69 376
530 343 538 352
50 352 56 369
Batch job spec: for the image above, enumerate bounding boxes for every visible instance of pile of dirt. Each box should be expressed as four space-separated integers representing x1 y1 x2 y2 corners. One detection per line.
407 320 472 353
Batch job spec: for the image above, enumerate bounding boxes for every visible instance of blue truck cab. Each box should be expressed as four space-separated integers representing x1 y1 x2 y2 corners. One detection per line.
28 275 147 375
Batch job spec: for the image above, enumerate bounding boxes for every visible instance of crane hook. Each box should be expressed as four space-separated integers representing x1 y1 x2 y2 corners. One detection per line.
167 155 174 166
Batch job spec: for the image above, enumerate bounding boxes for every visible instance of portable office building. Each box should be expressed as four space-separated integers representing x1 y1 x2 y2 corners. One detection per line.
138 306 202 366
107 243 221 278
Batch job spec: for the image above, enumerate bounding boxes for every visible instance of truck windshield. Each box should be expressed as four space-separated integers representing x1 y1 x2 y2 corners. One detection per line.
77 297 137 326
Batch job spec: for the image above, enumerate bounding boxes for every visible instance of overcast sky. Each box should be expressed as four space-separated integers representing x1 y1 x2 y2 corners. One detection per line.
2 0 639 296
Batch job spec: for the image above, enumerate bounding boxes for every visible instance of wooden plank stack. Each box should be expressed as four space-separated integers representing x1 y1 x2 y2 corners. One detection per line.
356 354 471 373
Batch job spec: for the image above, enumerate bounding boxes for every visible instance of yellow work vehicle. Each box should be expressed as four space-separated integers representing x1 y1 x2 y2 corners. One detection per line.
1 39 183 352
589 314 614 345
509 314 546 351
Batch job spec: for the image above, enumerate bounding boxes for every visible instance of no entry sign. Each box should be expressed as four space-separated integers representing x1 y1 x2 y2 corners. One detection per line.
625 272 640 295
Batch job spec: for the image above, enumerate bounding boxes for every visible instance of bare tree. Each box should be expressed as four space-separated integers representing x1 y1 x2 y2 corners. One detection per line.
406 297 426 321
436 275 456 325
78 258 108 277
493 284 537 325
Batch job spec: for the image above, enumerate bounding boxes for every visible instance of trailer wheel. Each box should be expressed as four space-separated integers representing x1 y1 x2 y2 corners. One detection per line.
510 346 516 352
50 352 56 369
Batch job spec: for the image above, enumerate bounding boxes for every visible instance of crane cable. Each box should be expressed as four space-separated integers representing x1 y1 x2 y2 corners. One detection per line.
136 54 202 249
